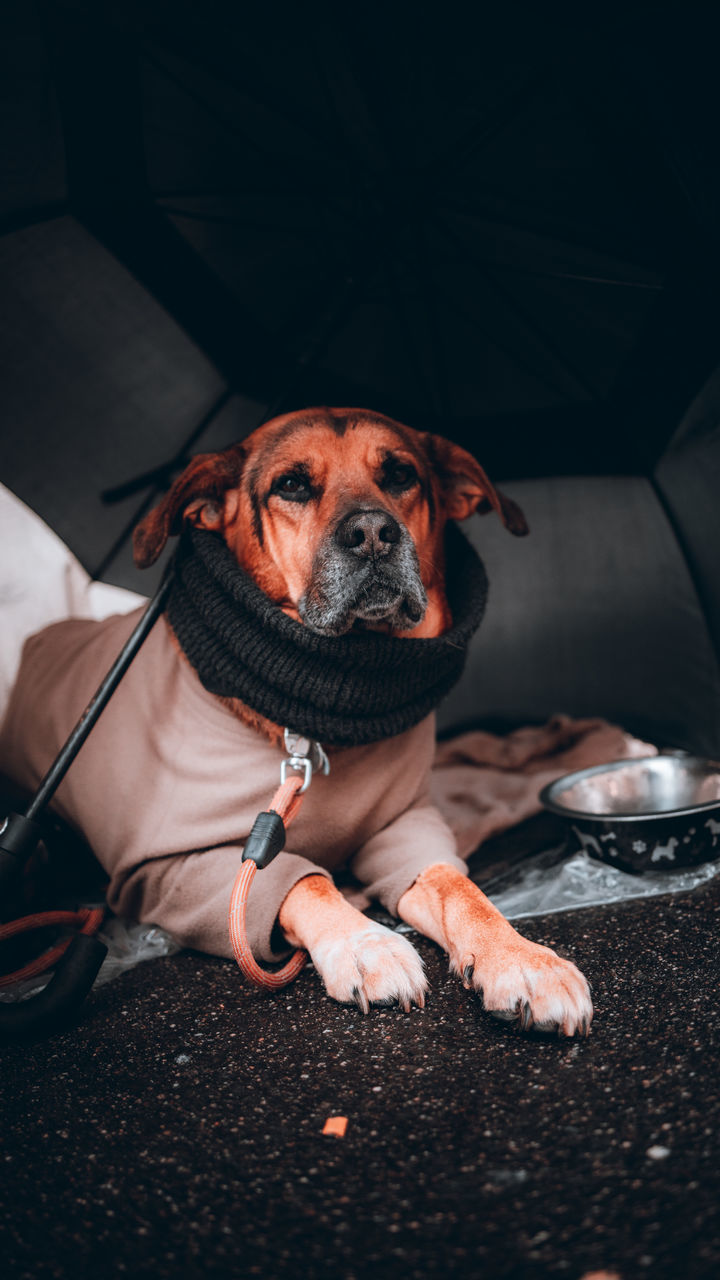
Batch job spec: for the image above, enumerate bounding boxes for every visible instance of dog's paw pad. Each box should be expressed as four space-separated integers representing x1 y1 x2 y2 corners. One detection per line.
313 922 427 1012
461 939 593 1038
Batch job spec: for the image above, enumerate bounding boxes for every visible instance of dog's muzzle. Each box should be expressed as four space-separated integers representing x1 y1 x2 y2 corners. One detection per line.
166 523 488 746
299 507 428 635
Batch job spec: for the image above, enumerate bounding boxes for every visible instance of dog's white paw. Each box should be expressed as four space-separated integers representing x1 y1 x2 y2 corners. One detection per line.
312 921 427 1013
454 933 593 1037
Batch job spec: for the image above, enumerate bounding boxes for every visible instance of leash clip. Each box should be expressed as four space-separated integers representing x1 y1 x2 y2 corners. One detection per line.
281 730 330 793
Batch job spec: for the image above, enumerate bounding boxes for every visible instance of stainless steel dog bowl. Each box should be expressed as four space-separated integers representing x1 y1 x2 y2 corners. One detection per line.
540 755 720 873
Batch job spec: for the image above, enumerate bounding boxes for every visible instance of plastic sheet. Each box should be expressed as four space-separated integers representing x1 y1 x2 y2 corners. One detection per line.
93 916 182 986
485 846 720 921
385 843 720 938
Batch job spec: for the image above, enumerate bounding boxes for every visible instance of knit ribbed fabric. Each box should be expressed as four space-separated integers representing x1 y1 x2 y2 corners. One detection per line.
166 524 488 746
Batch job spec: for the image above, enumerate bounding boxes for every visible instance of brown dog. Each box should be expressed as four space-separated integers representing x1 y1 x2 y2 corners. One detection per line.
130 406 592 1035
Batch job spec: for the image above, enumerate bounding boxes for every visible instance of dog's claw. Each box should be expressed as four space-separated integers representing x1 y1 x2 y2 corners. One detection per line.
352 985 370 1015
489 1008 516 1023
451 929 593 1040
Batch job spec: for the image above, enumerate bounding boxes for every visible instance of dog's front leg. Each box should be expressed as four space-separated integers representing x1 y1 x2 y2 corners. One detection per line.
279 875 427 1012
397 864 593 1036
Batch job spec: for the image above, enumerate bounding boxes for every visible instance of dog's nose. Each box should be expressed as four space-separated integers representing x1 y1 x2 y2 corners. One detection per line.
334 508 402 557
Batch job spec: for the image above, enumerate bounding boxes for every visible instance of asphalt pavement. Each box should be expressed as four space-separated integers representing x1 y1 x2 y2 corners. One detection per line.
1 855 719 1280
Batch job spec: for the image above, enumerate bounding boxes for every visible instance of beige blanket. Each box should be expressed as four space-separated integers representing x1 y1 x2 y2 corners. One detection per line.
432 715 655 859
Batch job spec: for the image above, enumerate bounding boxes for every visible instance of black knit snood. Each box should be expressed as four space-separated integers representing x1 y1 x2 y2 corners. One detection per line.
166 525 488 747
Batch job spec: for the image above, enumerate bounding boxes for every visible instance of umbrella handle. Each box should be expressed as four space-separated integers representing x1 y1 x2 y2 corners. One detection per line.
0 934 108 1040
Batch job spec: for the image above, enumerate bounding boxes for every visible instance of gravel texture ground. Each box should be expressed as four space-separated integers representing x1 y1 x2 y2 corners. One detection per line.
1 867 719 1280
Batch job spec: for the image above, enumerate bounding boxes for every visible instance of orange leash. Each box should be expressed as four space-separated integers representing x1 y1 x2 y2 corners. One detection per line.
228 773 309 990
0 906 105 988
1 739 324 996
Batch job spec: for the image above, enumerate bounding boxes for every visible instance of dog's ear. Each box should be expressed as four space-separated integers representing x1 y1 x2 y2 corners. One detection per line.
423 433 528 536
133 445 246 568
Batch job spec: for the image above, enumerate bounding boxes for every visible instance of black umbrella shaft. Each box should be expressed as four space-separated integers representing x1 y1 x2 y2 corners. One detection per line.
25 573 173 822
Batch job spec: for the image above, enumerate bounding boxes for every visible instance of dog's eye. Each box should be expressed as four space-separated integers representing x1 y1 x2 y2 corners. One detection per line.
382 460 418 493
272 472 312 502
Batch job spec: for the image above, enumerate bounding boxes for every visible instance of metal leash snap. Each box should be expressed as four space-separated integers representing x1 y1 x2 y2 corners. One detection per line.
280 755 313 793
280 730 330 793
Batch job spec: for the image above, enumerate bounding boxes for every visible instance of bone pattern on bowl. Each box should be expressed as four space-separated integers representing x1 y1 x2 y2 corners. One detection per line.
541 756 720 873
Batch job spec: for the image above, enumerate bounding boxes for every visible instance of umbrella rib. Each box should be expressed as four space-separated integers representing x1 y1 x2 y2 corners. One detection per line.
439 196 663 279
419 69 546 188
426 269 570 406
404 222 455 423
259 269 365 424
433 213 609 406
143 49 336 185
100 389 234 506
143 52 368 231
382 249 443 421
46 18 284 398
158 201 353 249
425 216 585 405
92 388 233 580
555 53 709 262
158 203 314 230
463 261 664 292
310 27 390 177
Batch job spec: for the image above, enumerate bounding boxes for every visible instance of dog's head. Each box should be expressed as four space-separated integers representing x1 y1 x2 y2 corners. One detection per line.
134 408 527 639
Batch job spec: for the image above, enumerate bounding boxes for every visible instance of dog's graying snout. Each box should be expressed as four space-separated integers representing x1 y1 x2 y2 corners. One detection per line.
334 508 401 557
299 505 428 635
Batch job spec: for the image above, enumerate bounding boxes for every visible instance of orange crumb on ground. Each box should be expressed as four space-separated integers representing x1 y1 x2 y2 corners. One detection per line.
322 1116 348 1137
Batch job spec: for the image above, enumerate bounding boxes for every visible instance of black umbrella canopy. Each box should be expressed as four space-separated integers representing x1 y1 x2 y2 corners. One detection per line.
6 3 720 475
1 2 719 751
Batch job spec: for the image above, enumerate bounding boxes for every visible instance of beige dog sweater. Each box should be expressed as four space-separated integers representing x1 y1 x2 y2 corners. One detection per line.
0 604 652 965
0 609 466 962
